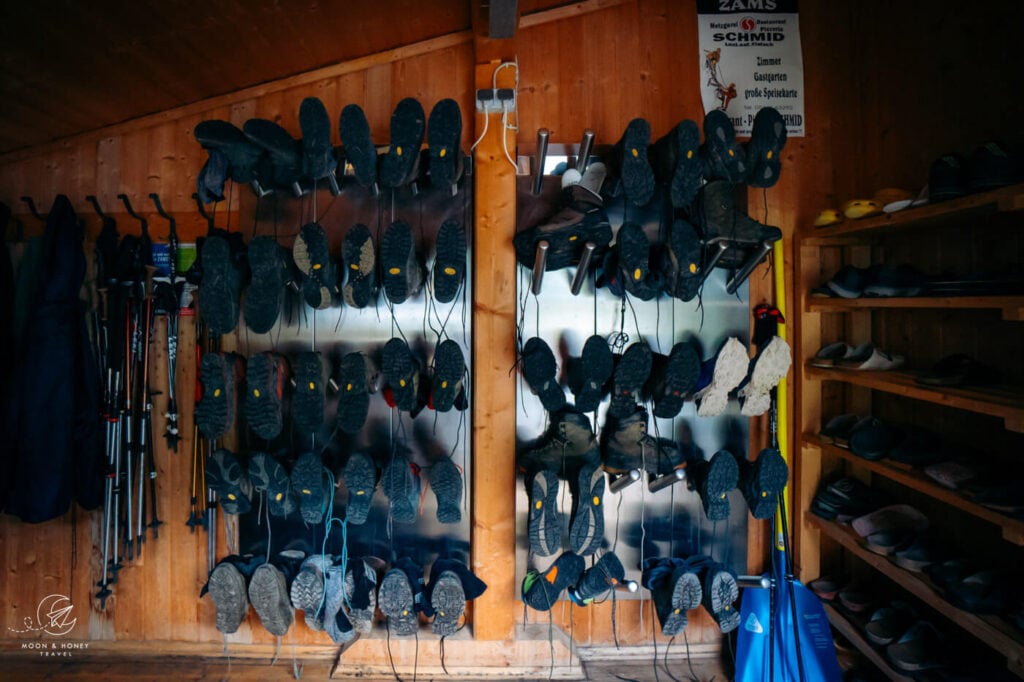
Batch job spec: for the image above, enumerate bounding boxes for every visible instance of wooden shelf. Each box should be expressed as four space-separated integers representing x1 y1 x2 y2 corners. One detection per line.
823 604 915 682
809 516 1024 675
803 434 1024 544
800 183 1024 245
804 366 1024 432
806 295 1024 321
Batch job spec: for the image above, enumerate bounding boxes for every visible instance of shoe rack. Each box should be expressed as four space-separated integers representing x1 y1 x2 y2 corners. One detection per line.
794 182 1024 677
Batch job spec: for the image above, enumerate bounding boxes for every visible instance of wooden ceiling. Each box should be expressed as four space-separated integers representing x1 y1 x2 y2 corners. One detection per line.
0 0 567 155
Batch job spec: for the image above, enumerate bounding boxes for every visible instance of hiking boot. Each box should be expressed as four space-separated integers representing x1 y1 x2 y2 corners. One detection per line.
245 351 287 440
291 451 328 525
195 352 244 440
382 337 421 412
743 106 787 188
248 561 294 636
568 461 605 556
512 183 612 273
198 234 242 336
642 556 703 636
380 220 424 304
693 337 748 417
520 337 566 412
601 406 685 476
206 448 252 514
659 217 704 302
597 240 663 301
341 223 378 308
243 118 304 192
608 341 652 419
243 236 286 333
292 351 325 434
379 97 426 189
343 451 378 525
526 467 560 557
431 339 466 413
323 566 356 644
379 559 423 636
695 180 782 270
738 335 791 417
649 118 703 208
382 450 420 524
648 341 701 419
338 104 378 189
688 450 739 521
293 222 339 309
427 98 465 190
429 456 463 524
337 351 378 434
194 119 267 186
247 452 297 518
701 560 740 633
433 219 467 303
738 447 788 520
569 551 625 604
606 118 655 206
700 109 746 183
344 557 381 634
518 408 600 478
206 556 260 634
424 558 487 637
565 334 614 413
290 554 333 630
522 551 585 611
298 96 338 187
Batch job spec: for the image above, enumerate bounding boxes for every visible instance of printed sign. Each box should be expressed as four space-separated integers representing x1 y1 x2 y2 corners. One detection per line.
697 0 805 136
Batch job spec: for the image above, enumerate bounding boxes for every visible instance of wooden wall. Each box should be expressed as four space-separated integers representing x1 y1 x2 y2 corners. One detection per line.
6 0 1017 664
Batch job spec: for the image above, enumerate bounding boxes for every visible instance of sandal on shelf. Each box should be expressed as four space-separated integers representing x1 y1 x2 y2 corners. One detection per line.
886 621 946 673
852 504 929 539
849 417 904 461
837 584 873 614
819 413 861 445
838 347 905 371
808 576 841 602
865 601 917 646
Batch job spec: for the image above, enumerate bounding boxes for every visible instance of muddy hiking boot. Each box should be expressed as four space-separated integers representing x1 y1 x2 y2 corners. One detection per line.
424 558 487 637
518 407 600 479
689 449 740 521
205 554 265 634
522 551 585 611
323 565 356 644
298 96 338 188
738 335 792 417
512 183 612 273
244 235 287 333
380 220 424 304
245 351 287 441
196 351 244 440
338 104 378 190
659 217 705 303
744 106 788 188
601 406 686 477
290 554 333 630
379 558 424 636
520 336 566 412
427 98 465 191
247 452 297 518
380 97 426 189
606 117 655 207
248 554 300 637
293 222 339 310
568 461 605 556
647 341 701 419
565 334 614 413
382 337 421 412
198 234 243 336
694 337 749 417
291 351 325 435
608 341 652 419
205 448 253 514
649 118 704 208
569 550 625 605
341 223 378 308
642 556 703 636
433 219 467 304
700 109 746 184
738 447 789 520
243 118 304 193
336 352 378 435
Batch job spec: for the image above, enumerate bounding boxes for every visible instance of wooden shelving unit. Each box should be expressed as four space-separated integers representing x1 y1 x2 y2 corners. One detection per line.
823 604 915 682
810 516 1024 675
806 295 1024 321
802 434 1024 544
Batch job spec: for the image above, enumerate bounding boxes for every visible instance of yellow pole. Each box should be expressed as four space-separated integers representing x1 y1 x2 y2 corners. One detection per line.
773 238 790 550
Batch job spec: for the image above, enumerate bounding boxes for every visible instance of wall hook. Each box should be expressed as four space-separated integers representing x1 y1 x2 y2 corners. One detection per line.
117 193 148 238
20 196 46 222
569 242 597 296
530 240 549 295
576 129 595 172
85 195 108 221
531 128 549 196
192 192 216 233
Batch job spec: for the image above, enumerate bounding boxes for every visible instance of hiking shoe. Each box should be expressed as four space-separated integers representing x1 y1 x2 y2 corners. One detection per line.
568 462 605 556
194 119 267 186
694 337 748 417
382 337 420 412
382 451 420 524
520 337 566 412
243 236 286 333
245 351 286 440
700 109 746 183
433 219 467 303
344 557 380 634
608 341 652 419
206 449 252 514
512 183 613 272
570 551 625 604
566 334 614 413
195 352 244 440
379 97 426 188
702 561 740 633
739 447 788 520
428 570 466 636
323 566 356 644
527 468 560 557
660 217 704 303
427 98 464 190
243 118 304 191
337 352 375 435
379 561 422 636
380 220 424 304
648 341 701 419
290 554 333 630
744 107 787 188
341 223 378 308
607 118 655 206
650 118 703 208
248 562 294 636
642 557 703 636
430 457 463 524
299 96 338 185
522 551 585 611
696 180 782 266
601 406 685 476
338 104 378 189
291 351 325 434
247 452 297 517
739 335 792 417
291 451 328 525
615 221 655 296
431 339 466 413
198 235 242 336
293 222 339 309
689 450 739 521
518 408 600 478
207 560 251 634
343 451 377 525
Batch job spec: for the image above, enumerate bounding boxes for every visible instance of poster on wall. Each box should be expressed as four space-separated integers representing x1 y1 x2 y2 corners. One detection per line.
697 0 805 137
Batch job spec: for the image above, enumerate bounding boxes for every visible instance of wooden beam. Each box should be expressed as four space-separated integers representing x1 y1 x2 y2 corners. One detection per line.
489 0 520 39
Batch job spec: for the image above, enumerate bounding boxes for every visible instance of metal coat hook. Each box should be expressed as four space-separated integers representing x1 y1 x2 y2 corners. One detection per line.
531 128 549 196
726 239 774 294
647 468 686 493
530 241 549 295
117 193 148 237
86 195 108 221
20 196 46 222
192 193 215 233
608 468 641 493
576 129 595 172
570 242 596 296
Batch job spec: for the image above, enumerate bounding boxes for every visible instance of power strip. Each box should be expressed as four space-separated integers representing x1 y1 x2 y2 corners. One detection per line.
475 88 516 113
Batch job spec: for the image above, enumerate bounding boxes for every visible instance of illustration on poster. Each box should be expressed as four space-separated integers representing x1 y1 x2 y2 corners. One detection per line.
705 48 738 110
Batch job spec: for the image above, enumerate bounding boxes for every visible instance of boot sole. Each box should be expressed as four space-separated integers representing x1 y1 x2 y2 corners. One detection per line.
339 104 378 188
428 98 463 189
430 571 466 637
617 221 651 284
740 336 792 417
521 337 566 412
568 463 605 556
744 447 788 520
670 119 703 208
430 457 463 524
618 118 655 206
197 353 235 440
380 220 420 304
291 557 331 630
529 469 560 557
382 337 418 412
696 337 748 417
245 352 284 441
608 342 652 418
206 448 250 515
291 351 325 434
344 562 377 634
248 452 296 517
248 564 293 637
198 236 239 336
341 224 377 308
701 110 746 184
380 97 426 188
705 567 740 633
575 552 625 602
574 335 613 412
244 236 284 333
379 569 417 636
523 552 584 611
746 107 786 188
324 567 356 644
660 570 702 637
299 97 337 181
343 452 376 525
337 352 371 434
291 452 326 525
433 219 467 304
700 451 739 521
666 218 704 302
653 342 701 419
431 339 465 413
293 223 336 308
382 456 417 524
209 562 249 634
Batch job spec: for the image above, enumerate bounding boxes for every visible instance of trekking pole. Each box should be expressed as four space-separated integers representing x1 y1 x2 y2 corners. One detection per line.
151 192 181 452
135 265 157 552
96 368 116 609
123 295 136 562
110 368 123 581
186 423 202 532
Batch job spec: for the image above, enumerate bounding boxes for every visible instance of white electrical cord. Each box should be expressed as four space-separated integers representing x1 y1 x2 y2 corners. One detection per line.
471 58 520 173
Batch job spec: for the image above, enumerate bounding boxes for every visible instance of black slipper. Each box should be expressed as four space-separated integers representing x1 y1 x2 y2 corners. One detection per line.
341 223 378 308
432 219 467 304
427 98 464 190
915 353 1001 387
338 104 378 189
379 97 426 188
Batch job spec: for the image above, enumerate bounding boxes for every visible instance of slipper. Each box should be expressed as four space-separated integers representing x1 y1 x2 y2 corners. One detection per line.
848 417 904 461
886 621 946 672
944 569 1013 614
810 342 855 368
825 265 869 299
929 153 968 202
923 460 977 490
379 97 426 188
831 343 875 368
887 425 945 466
338 104 378 189
864 602 917 646
852 504 929 539
915 353 1001 387
837 585 872 614
862 264 926 298
973 480 1024 513
808 576 840 602
840 347 905 371
814 476 886 522
341 223 378 309
343 452 378 525
819 413 861 445
864 529 914 556
833 416 874 450
745 106 787 188
840 199 882 220
813 209 843 227
892 534 946 572
427 98 464 190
